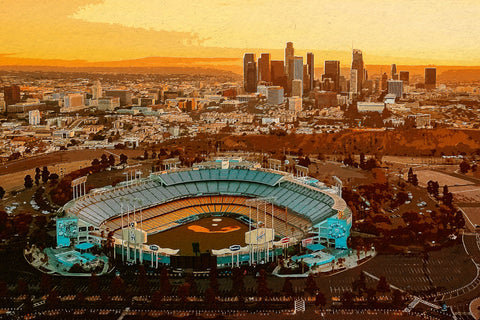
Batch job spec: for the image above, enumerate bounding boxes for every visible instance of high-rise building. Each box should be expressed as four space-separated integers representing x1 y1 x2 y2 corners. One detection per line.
387 80 403 98
323 60 341 93
381 72 388 91
293 56 303 80
425 68 437 90
399 71 409 85
391 64 397 79
351 49 364 94
303 64 309 92
105 90 132 106
306 52 314 92
292 79 303 97
3 85 20 106
92 80 102 100
63 93 84 109
350 69 358 94
243 53 257 93
258 53 271 83
270 60 285 87
285 42 294 79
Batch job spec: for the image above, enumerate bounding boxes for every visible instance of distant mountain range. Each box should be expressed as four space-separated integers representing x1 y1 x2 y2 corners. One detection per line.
1 55 479 81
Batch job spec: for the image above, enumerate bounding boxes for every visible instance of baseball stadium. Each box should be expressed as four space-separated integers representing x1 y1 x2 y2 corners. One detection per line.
54 158 352 272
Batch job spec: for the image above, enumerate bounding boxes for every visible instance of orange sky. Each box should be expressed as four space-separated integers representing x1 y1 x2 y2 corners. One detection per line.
0 0 479 66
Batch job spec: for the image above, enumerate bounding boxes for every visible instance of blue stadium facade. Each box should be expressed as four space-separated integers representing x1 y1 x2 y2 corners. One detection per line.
63 162 352 267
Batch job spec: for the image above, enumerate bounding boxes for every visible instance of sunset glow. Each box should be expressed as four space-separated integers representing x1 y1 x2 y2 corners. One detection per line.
0 0 479 65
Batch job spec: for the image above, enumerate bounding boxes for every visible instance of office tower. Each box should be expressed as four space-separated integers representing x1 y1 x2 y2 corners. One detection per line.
92 80 102 100
243 53 257 93
105 90 132 106
381 72 388 91
351 49 364 93
425 67 437 90
323 60 341 93
293 56 303 80
307 52 314 92
292 79 303 97
285 42 294 78
63 93 84 109
270 60 285 87
258 53 271 83
399 71 409 85
350 69 358 94
374 79 380 93
391 64 397 78
3 85 20 106
303 64 309 92
387 80 403 98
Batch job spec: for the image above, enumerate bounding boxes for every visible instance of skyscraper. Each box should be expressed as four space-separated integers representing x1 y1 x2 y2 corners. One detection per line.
323 60 341 93
350 69 358 94
258 53 271 83
270 60 285 87
391 64 397 79
285 42 294 79
306 52 314 92
425 68 436 90
293 56 303 80
387 80 403 99
292 79 303 98
92 80 102 100
351 49 364 94
381 72 388 91
399 71 409 85
3 85 20 106
243 53 257 93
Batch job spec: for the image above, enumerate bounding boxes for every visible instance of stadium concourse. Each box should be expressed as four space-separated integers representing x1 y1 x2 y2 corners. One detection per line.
57 159 352 272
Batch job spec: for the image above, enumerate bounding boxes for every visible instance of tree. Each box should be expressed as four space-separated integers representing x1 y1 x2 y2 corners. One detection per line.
159 268 171 296
366 287 377 304
340 291 354 308
460 160 470 174
46 289 59 308
282 277 295 297
120 154 128 164
407 167 414 183
376 276 390 293
0 186 5 200
443 185 453 207
24 175 33 189
204 287 216 309
427 180 440 199
49 173 59 183
315 292 326 308
89 273 99 294
231 268 245 297
100 154 109 166
41 166 50 183
304 273 318 296
151 290 163 308
178 283 190 303
91 158 100 166
256 269 270 299
208 266 219 295
40 274 52 294
108 154 115 167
